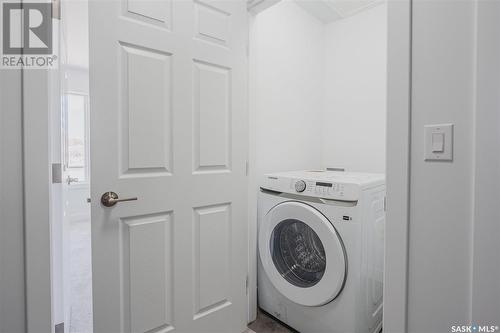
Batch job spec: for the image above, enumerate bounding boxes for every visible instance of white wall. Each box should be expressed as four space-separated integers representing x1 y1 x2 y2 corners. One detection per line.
252 1 387 177
61 0 89 69
471 0 500 323
252 1 325 179
408 1 476 331
322 4 387 173
0 66 26 333
248 2 325 321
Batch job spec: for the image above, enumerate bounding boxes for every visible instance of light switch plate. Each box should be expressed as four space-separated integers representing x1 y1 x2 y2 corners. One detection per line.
424 123 453 161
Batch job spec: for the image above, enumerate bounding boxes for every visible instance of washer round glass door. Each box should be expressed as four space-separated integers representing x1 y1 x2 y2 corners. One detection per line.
259 201 347 306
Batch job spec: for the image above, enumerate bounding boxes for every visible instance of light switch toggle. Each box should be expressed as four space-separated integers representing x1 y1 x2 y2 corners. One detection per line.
424 123 453 161
432 133 445 152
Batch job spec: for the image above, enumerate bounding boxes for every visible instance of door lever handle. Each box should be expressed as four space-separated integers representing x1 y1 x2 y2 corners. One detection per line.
66 175 79 185
100 191 138 207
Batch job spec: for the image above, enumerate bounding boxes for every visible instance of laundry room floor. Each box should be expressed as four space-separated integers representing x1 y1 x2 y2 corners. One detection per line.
247 310 295 333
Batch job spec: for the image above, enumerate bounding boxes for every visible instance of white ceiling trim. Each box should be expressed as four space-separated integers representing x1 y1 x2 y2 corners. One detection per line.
247 0 384 23
328 0 384 19
297 0 384 23
247 0 281 14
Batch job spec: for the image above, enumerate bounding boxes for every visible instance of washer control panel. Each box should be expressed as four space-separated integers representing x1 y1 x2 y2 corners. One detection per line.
262 177 359 201
312 181 345 197
292 179 348 198
261 171 384 202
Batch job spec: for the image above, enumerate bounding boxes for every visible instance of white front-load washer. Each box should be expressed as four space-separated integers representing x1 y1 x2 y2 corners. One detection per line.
258 171 385 333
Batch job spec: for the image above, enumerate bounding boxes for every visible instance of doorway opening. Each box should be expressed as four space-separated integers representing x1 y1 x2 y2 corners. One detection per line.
248 0 387 331
50 0 92 332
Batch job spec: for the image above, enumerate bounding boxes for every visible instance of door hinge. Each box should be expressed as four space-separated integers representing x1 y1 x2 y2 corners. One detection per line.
55 322 64 333
384 196 387 211
52 163 62 183
52 0 61 19
245 275 249 295
245 160 249 176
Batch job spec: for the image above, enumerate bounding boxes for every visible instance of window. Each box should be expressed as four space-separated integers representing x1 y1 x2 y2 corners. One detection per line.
63 93 89 183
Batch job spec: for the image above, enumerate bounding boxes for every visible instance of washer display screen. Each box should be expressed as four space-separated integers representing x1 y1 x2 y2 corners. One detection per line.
270 219 326 288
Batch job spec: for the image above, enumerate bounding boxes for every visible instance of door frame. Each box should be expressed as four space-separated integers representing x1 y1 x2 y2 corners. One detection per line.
384 0 412 331
22 1 412 332
23 66 54 332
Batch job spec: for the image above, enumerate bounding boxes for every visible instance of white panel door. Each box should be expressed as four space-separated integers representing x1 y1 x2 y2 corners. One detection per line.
89 1 248 332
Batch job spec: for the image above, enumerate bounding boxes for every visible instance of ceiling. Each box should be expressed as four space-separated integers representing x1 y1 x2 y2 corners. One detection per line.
293 0 383 23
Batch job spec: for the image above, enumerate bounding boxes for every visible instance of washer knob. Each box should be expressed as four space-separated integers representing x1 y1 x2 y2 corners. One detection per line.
295 180 306 193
